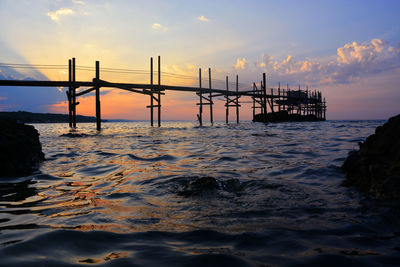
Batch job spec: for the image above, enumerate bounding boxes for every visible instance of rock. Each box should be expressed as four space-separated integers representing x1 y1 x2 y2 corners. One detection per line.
178 177 220 196
342 114 400 199
0 119 45 177
60 132 89 138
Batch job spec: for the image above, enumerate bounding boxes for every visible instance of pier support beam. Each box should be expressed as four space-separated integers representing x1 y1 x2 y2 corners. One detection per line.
196 69 213 125
252 83 256 120
150 57 154 126
95 61 101 131
225 76 229 124
68 59 72 128
278 83 281 112
236 75 239 124
251 82 265 122
158 56 161 127
198 68 203 126
306 87 309 115
224 75 240 124
209 68 213 125
263 73 267 122
270 88 274 113
72 57 77 128
147 56 161 127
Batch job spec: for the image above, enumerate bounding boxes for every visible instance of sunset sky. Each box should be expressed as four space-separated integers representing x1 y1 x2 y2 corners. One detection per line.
0 0 399 121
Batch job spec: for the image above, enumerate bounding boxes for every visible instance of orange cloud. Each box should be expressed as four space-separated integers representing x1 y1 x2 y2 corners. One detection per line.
255 38 400 85
235 58 247 70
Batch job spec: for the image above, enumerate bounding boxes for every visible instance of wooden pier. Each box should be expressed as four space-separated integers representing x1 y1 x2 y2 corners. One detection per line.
0 57 326 129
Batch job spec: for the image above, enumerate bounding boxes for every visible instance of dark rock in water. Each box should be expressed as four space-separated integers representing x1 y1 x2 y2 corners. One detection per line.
60 132 89 138
178 177 244 197
342 114 400 199
0 119 45 177
178 177 220 196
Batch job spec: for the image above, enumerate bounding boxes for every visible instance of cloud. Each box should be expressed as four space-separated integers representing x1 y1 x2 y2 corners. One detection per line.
235 58 247 70
47 8 75 22
197 16 209 22
72 0 85 5
0 97 8 100
152 23 168 32
254 38 400 85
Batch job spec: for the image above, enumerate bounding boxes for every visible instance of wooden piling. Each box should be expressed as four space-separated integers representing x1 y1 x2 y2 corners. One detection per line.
262 73 267 121
95 61 101 131
297 85 301 115
150 57 154 127
252 83 256 120
306 86 309 115
198 68 202 126
270 88 274 113
158 56 161 127
278 82 281 112
236 74 239 124
68 59 72 128
209 68 213 125
72 57 76 128
226 76 229 124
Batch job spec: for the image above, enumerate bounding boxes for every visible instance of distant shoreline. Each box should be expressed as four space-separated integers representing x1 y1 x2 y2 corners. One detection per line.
0 111 389 124
0 111 107 123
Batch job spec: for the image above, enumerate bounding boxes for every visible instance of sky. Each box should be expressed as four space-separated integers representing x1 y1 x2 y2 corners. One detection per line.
0 0 399 121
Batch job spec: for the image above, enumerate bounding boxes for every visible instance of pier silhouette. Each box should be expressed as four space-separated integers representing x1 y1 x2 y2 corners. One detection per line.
0 56 326 129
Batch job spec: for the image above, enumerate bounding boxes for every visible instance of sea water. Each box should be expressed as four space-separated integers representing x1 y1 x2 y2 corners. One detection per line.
0 120 399 266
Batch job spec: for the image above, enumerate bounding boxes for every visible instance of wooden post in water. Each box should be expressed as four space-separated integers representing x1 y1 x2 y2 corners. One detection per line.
306 86 309 115
297 84 301 115
198 68 202 126
68 59 72 127
270 88 274 113
287 84 290 114
319 91 322 119
236 74 239 124
95 61 101 131
278 82 281 112
316 90 319 118
158 56 161 127
209 68 213 125
72 57 76 128
225 76 229 124
262 73 267 122
252 83 256 120
150 57 154 126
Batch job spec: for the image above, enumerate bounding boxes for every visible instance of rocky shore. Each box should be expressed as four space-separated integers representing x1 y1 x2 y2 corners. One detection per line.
0 119 45 177
342 114 400 199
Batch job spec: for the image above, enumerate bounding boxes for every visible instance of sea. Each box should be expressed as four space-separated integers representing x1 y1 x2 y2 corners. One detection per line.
0 120 399 266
